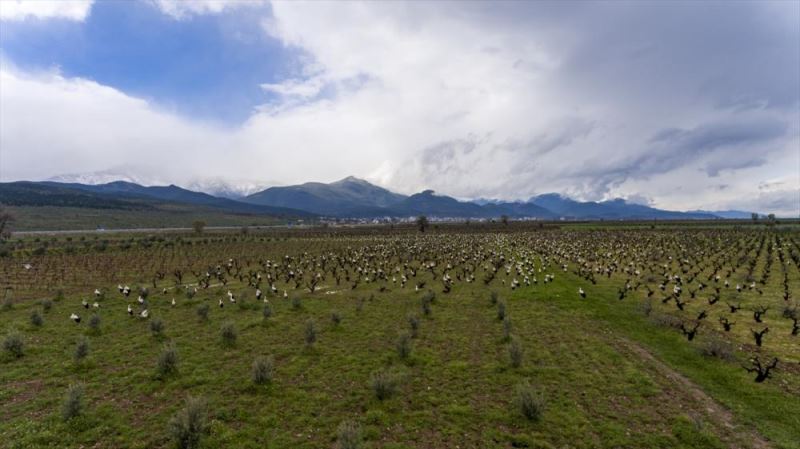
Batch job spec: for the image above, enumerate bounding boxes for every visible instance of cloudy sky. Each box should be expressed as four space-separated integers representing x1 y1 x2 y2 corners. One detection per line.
1 0 798 214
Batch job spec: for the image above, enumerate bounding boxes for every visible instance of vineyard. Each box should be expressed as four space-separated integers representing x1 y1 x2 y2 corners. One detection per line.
1 223 799 448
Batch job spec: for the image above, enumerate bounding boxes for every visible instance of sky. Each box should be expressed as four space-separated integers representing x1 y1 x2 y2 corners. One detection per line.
0 0 798 215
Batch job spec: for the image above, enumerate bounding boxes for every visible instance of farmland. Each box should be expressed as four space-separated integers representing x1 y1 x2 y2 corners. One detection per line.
1 223 799 449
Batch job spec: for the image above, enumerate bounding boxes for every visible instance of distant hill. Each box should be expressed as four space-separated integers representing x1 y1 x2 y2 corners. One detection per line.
245 176 408 216
2 181 311 218
530 193 716 220
688 210 758 219
3 178 726 222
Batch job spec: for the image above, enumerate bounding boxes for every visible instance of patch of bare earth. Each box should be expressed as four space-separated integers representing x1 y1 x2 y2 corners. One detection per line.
617 339 772 449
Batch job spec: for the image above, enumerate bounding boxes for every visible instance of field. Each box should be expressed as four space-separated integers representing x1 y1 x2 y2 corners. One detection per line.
5 206 289 232
1 223 799 449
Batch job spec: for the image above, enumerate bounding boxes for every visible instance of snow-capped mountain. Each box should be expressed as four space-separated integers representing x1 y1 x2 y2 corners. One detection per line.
47 169 164 186
48 171 272 200
183 178 272 199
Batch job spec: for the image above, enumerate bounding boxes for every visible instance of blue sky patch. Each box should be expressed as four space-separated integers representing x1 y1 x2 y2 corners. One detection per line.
0 0 300 125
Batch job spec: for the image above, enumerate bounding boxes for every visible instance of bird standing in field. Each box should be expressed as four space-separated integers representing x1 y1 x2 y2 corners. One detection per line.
70 313 81 323
579 287 586 298
127 304 133 315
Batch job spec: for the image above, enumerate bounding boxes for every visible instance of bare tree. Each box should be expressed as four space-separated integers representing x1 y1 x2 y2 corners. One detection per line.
416 215 429 233
192 220 206 235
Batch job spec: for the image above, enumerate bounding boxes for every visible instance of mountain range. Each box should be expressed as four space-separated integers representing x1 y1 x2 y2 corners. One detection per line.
0 176 754 221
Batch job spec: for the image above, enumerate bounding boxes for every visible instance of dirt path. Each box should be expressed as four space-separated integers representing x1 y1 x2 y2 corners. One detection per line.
617 339 772 449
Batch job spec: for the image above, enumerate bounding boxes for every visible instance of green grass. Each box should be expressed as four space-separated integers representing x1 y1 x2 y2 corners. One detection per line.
1 227 798 448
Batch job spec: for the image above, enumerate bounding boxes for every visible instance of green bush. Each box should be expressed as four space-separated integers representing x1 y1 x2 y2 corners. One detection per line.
156 343 179 378
74 336 90 362
62 383 85 421
370 369 399 400
221 322 237 347
514 381 545 421
3 331 24 358
337 419 363 449
168 396 208 449
251 356 274 385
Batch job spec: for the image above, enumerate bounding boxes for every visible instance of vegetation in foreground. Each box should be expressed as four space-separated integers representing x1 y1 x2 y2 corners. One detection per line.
1 223 799 448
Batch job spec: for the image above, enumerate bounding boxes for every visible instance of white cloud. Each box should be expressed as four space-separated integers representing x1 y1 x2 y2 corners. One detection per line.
150 0 265 19
0 1 798 216
0 0 93 21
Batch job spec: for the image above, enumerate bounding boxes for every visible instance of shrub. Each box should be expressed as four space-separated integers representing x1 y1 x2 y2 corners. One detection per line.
221 322 237 347
30 310 44 327
156 343 179 378
150 318 165 337
331 311 342 325
514 381 545 421
262 304 272 320
700 338 735 361
168 396 208 449
88 314 101 332
252 356 274 385
639 298 654 317
502 316 513 341
291 296 302 310
74 336 90 362
490 291 498 305
370 369 398 400
3 331 24 358
305 319 317 346
497 301 506 320
62 383 85 421
509 337 523 368
337 419 363 449
396 333 412 360
196 304 210 322
422 291 436 304
421 297 432 316
407 314 420 338
41 298 53 312
356 298 364 312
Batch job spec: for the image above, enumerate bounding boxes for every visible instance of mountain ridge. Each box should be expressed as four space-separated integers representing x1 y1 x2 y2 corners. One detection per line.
3 177 734 220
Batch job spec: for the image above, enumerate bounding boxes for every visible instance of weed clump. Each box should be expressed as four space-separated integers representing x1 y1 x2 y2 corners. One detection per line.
88 313 101 332
150 318 165 337
3 330 24 358
41 299 53 312
220 322 237 347
407 314 420 338
701 337 735 361
497 301 506 320
370 369 399 400
156 343 179 378
262 303 272 320
305 319 317 347
252 356 274 385
337 419 363 449
62 383 85 421
196 304 210 322
30 310 43 327
514 381 545 421
509 337 523 368
74 336 90 362
396 333 412 360
168 396 208 449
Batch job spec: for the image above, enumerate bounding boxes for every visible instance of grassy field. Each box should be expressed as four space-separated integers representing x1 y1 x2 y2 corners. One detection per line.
6 206 290 231
1 224 798 448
